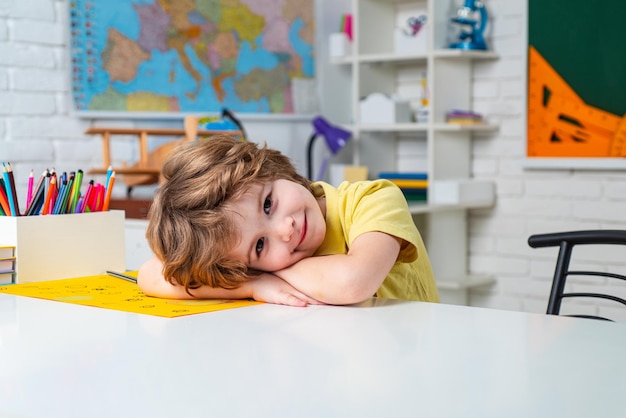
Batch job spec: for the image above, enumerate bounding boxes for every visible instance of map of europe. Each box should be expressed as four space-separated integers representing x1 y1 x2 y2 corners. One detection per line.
70 0 315 114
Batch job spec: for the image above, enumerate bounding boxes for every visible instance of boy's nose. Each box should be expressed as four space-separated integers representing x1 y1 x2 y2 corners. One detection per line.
277 216 295 242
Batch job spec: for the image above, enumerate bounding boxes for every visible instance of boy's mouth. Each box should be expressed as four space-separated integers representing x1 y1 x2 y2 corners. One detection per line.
297 215 307 248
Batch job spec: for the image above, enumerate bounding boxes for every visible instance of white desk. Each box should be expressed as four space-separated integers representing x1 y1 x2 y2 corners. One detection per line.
1 295 625 418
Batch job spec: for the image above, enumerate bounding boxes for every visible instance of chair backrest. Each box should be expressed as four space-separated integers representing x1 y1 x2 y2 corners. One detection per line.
528 230 626 321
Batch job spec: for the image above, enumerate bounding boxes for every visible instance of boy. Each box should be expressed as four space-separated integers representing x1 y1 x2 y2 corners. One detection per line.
138 136 439 306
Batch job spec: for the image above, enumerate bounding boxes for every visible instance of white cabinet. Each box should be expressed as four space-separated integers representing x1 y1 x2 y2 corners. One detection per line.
323 0 498 304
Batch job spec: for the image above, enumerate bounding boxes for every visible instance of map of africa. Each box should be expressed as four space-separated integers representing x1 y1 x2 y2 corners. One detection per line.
70 0 315 114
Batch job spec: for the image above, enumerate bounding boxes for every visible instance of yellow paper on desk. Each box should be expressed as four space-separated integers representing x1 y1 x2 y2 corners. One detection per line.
0 273 261 317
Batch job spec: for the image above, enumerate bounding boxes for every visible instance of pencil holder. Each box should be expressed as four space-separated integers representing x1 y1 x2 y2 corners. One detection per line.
0 211 126 283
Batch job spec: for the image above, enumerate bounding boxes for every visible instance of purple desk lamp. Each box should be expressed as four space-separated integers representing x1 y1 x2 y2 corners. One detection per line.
307 116 352 180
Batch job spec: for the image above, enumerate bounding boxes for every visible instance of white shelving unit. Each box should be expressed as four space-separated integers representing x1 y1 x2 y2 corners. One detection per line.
322 0 498 304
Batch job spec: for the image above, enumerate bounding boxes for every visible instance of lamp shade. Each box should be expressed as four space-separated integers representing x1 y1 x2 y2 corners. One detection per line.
307 116 352 180
312 116 351 154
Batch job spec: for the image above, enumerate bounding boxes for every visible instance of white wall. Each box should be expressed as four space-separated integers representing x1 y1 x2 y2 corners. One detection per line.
0 0 317 201
463 0 626 320
2 0 626 319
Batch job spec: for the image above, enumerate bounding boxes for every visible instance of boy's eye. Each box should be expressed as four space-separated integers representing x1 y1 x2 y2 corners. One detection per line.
255 237 265 255
263 195 272 214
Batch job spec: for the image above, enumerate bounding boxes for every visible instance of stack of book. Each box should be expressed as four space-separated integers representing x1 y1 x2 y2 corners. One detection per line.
378 172 428 202
445 110 483 125
0 245 16 285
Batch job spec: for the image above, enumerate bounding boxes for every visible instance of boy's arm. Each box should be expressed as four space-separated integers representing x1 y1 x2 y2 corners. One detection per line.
137 256 321 306
273 231 401 305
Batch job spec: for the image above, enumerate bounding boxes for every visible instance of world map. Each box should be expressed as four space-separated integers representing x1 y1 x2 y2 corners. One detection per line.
70 0 315 114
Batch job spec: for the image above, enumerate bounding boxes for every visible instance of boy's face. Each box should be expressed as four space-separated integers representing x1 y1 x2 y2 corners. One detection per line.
226 179 326 272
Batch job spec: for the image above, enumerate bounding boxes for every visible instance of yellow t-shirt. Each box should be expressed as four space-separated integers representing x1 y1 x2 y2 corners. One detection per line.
312 179 439 302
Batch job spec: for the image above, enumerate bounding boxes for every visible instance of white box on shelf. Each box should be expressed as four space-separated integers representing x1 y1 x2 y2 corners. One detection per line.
0 211 126 283
430 180 495 206
359 93 412 124
394 27 428 55
329 32 351 58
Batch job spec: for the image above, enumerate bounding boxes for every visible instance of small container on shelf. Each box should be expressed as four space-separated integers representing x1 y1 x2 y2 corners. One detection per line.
394 14 428 55
415 73 430 123
329 13 353 58
360 93 412 124
329 32 352 58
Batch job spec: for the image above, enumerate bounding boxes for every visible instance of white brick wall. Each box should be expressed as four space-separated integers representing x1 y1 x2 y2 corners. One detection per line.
467 0 626 320
0 0 311 203
2 0 626 320
0 0 97 197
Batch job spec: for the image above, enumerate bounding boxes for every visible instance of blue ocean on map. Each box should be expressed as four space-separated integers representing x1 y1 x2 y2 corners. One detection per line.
70 0 315 114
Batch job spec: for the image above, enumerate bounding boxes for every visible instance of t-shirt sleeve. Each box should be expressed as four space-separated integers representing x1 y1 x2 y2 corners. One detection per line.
340 179 419 263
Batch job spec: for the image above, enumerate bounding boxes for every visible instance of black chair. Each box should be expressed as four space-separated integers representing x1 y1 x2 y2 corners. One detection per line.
528 230 626 321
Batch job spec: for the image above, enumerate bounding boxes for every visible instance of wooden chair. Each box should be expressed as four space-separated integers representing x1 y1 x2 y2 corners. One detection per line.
528 230 626 321
87 116 242 197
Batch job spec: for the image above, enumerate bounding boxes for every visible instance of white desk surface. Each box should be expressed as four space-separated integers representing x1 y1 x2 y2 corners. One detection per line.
1 294 625 418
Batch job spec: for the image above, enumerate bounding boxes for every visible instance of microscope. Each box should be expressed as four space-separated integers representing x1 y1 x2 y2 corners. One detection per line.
449 0 488 50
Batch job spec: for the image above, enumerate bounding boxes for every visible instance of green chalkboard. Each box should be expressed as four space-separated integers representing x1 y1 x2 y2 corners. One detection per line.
529 0 626 116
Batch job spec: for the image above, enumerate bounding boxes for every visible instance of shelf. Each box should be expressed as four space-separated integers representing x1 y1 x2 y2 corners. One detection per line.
89 167 160 175
355 123 498 133
358 123 428 132
329 56 354 66
324 0 498 306
407 198 495 215
436 274 495 291
330 50 495 66
433 123 499 133
433 49 499 60
358 52 428 64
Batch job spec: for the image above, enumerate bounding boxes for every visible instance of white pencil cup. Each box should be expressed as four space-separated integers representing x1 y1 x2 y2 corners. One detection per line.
0 210 126 283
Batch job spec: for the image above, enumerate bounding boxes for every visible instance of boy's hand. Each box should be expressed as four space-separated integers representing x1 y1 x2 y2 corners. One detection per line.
249 273 324 307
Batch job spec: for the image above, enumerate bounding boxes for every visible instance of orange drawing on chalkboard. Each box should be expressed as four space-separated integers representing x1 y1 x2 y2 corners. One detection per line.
527 46 626 157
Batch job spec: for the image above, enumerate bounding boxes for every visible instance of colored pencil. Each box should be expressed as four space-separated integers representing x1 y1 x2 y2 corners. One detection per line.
80 180 94 212
105 165 113 191
42 176 57 215
102 171 115 211
0 178 11 216
2 164 17 216
26 169 34 209
86 183 100 212
52 180 67 215
70 169 83 213
25 169 48 215
59 175 74 214
106 270 138 284
26 181 46 216
74 196 83 213
5 163 21 216
90 183 103 212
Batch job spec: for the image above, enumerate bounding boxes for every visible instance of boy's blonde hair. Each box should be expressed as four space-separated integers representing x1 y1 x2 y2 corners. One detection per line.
146 135 312 293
